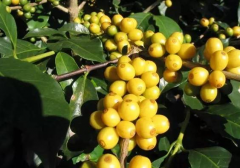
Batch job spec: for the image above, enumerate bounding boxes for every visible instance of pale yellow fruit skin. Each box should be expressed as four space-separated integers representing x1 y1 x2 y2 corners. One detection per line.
227 49 240 69
139 99 158 118
226 66 240 75
136 117 157 138
120 18 137 33
104 66 121 82
141 71 160 88
151 32 166 45
97 154 120 168
224 46 235 53
144 60 157 73
123 94 138 102
103 92 123 110
81 161 96 168
152 114 170 134
205 37 223 55
163 69 181 83
165 36 181 54
143 86 161 100
127 78 146 96
208 70 226 88
118 99 140 121
136 135 157 151
203 48 212 61
200 83 218 103
128 155 152 168
109 80 127 97
131 57 146 76
171 32 184 44
128 29 143 41
165 54 182 71
177 43 196 60
188 67 209 86
97 127 119 149
118 55 131 64
101 108 121 127
117 63 135 81
89 111 105 130
210 50 228 71
148 43 165 58
116 120 136 138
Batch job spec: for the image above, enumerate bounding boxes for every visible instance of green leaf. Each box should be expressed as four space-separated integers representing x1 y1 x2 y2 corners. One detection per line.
55 52 79 90
0 58 70 168
158 136 170 152
228 80 240 109
152 155 167 168
59 23 89 35
216 21 229 30
182 93 204 110
91 76 108 95
0 38 47 59
153 15 182 38
0 4 17 51
70 74 99 117
188 147 232 168
196 103 240 140
27 5 50 30
89 145 104 162
238 2 240 24
130 13 152 31
24 28 64 39
49 37 106 63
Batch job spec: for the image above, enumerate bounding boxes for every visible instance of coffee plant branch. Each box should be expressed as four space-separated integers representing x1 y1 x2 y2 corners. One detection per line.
119 138 129 168
143 0 161 13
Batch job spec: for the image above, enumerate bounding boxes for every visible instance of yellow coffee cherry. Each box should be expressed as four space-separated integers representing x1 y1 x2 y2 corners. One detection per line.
119 137 136 151
101 108 120 127
128 29 143 41
97 127 119 149
136 135 157 151
97 12 105 18
109 80 127 97
143 30 155 47
101 22 111 31
128 155 152 168
152 115 170 134
134 40 144 47
188 67 209 86
210 50 228 71
117 62 135 81
224 46 235 53
208 70 226 88
100 15 111 24
141 71 159 88
143 86 161 100
103 92 123 110
117 40 131 54
90 15 99 24
105 39 117 52
165 36 181 54
226 66 240 75
116 121 136 138
205 37 223 55
139 99 158 118
104 66 121 82
177 43 196 60
114 32 128 43
144 60 157 73
97 153 120 168
112 14 123 27
110 51 122 60
171 32 184 44
151 32 166 45
89 23 101 34
165 0 172 7
136 117 157 138
118 99 140 121
184 83 200 96
165 54 183 71
227 49 240 68
148 43 165 58
73 17 81 24
138 96 146 103
232 26 240 37
163 68 182 83
118 55 131 64
131 57 146 76
90 111 105 130
120 17 137 33
203 48 212 61
127 78 146 96
97 98 104 110
200 83 218 103
123 94 138 102
209 17 215 25
200 18 209 27
81 161 96 168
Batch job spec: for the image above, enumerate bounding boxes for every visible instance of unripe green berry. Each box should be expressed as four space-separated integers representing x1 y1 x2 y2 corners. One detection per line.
2 0 11 6
24 12 32 19
218 33 226 40
211 23 219 32
52 0 59 6
30 7 35 13
23 3 31 12
184 34 191 43
226 27 233 37
20 0 28 5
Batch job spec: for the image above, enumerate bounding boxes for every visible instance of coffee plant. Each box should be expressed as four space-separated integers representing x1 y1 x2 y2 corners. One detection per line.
0 0 240 168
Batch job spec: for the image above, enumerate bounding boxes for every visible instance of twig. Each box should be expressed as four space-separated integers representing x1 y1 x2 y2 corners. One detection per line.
55 5 69 13
78 0 87 10
69 0 79 21
119 139 129 168
192 28 209 45
143 0 161 13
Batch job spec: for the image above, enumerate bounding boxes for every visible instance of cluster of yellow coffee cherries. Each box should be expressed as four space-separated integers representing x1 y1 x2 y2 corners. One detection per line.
89 56 170 168
200 17 240 39
185 37 240 103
